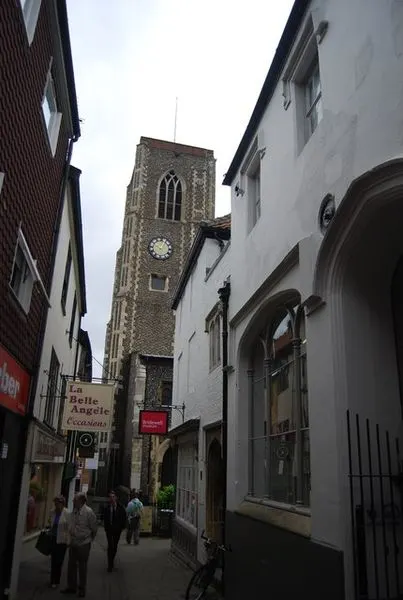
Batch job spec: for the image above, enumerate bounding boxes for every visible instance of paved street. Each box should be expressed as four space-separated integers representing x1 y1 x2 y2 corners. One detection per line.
18 530 194 600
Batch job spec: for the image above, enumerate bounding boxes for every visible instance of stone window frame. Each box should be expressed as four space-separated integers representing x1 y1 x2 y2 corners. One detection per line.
281 14 327 153
247 300 310 509
205 302 222 372
156 170 184 222
149 273 169 293
240 135 264 233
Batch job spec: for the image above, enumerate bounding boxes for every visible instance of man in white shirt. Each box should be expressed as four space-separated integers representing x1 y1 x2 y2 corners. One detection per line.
61 493 97 598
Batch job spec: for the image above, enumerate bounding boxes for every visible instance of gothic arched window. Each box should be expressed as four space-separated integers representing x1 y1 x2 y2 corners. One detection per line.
158 170 182 221
248 302 310 506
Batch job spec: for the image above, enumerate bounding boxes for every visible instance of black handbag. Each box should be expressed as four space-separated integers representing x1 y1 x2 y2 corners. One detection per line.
35 529 52 556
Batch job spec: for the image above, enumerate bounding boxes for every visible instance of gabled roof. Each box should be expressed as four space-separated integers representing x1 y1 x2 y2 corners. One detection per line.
171 215 231 310
223 0 310 186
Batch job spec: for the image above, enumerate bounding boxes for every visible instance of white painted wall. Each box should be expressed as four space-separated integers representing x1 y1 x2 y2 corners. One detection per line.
172 236 231 559
229 0 403 319
172 239 230 433
226 1 403 595
33 182 82 425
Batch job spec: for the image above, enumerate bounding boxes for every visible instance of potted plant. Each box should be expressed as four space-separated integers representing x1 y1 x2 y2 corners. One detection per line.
156 484 175 509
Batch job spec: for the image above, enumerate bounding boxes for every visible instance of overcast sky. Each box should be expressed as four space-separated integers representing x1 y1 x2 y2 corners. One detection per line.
67 0 294 377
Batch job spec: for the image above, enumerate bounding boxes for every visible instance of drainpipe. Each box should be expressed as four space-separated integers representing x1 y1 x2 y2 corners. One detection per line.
218 279 230 593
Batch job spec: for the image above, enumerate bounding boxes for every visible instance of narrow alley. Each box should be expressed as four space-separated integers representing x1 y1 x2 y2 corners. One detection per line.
17 530 201 600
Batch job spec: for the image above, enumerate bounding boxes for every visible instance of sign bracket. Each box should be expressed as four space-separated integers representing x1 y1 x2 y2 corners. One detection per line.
160 403 185 423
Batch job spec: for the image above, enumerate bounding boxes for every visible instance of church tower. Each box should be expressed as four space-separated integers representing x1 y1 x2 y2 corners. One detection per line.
103 137 215 493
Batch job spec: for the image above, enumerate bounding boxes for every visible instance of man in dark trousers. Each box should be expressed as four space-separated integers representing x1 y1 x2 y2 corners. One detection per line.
103 490 127 572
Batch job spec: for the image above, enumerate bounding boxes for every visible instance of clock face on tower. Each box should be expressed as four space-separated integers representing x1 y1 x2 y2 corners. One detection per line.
148 236 173 260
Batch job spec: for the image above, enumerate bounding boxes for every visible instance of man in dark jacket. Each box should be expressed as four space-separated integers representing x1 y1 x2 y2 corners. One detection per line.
103 491 127 572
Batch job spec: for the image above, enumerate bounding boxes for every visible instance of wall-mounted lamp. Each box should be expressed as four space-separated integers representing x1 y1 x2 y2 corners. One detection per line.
235 184 245 197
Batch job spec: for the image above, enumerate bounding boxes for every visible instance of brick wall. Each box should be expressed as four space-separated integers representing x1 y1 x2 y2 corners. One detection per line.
0 0 71 372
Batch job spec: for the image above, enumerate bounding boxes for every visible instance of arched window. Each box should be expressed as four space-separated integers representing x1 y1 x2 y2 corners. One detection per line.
249 303 310 506
158 170 182 221
208 314 221 370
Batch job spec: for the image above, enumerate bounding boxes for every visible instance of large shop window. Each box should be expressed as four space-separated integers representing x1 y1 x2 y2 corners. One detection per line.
248 304 310 506
176 444 198 527
25 464 50 534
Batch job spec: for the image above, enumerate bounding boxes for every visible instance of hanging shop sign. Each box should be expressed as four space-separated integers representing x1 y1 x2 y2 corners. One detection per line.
61 382 114 432
0 343 30 415
32 424 66 463
139 410 169 435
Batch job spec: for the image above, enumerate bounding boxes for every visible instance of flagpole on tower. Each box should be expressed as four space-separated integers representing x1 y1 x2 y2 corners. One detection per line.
174 97 178 142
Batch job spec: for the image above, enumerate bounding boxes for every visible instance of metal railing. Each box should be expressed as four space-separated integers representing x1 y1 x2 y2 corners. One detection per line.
347 410 403 600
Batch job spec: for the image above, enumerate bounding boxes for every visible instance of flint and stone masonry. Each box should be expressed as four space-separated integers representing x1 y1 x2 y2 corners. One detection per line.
103 137 215 493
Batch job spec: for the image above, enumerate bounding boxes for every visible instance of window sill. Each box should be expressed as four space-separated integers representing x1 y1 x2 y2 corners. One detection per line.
155 217 183 224
236 497 311 538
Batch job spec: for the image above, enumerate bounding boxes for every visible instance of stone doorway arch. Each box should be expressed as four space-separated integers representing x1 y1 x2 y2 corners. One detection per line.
160 446 175 488
206 438 224 543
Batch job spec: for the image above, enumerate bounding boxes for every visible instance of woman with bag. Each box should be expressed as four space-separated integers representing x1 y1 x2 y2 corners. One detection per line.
49 495 70 588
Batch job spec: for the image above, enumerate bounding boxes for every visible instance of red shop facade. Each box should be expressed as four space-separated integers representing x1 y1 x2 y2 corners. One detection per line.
0 344 30 597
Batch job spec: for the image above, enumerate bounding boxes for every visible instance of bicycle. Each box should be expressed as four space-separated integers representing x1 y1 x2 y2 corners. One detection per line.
185 530 231 600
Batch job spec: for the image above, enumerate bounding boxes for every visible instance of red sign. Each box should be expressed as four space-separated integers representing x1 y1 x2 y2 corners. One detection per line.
139 410 169 435
0 344 30 415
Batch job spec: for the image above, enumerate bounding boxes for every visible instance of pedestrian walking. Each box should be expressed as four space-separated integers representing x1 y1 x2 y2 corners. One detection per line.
61 493 97 598
49 495 69 589
103 490 127 572
126 491 143 545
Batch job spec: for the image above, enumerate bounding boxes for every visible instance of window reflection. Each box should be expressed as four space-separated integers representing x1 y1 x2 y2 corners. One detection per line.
249 304 311 506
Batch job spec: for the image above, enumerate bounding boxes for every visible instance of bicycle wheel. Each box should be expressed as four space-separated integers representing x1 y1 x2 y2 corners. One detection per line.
185 564 211 600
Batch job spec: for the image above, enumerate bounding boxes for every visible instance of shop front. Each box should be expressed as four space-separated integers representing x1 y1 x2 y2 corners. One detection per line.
0 343 30 597
25 423 66 536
